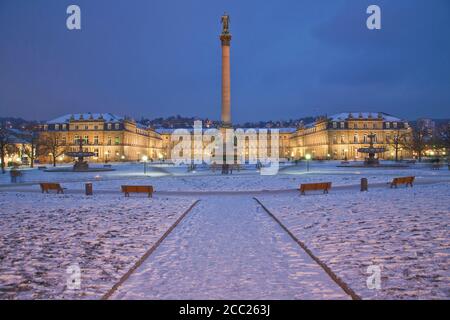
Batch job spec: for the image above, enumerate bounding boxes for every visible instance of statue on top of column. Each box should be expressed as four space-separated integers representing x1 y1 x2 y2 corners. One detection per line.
221 12 230 34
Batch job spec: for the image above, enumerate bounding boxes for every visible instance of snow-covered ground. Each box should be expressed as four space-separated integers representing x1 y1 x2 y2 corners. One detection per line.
111 196 350 300
1 161 449 192
258 182 450 300
0 162 448 300
0 192 194 299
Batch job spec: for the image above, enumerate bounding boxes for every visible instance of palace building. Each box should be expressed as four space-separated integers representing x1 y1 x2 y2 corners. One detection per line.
290 112 412 160
39 111 411 164
39 113 163 163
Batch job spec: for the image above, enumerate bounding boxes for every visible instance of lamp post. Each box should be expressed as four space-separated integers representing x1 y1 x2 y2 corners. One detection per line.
142 155 148 174
305 153 311 172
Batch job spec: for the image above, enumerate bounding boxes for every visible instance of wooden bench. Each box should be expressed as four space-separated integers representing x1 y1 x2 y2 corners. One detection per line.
40 183 64 194
121 185 154 197
300 182 332 195
390 176 415 188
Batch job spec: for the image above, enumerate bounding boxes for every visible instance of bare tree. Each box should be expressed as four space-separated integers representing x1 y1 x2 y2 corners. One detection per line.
20 130 41 168
0 125 18 174
436 122 450 161
389 129 409 162
40 134 67 167
402 126 429 162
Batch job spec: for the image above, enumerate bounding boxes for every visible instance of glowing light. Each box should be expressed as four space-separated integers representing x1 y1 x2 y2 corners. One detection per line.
142 155 148 162
305 154 312 160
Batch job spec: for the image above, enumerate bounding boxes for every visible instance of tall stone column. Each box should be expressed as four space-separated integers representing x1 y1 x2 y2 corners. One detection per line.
220 33 232 127
219 14 232 173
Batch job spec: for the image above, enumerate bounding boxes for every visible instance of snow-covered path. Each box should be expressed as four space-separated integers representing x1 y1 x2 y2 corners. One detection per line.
110 196 350 300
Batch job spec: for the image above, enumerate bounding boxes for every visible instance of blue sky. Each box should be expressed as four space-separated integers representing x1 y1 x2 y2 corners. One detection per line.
0 0 449 122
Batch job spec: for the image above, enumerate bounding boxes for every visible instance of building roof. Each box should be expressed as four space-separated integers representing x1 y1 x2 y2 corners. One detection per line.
328 112 403 122
47 113 123 124
6 129 30 144
156 127 297 134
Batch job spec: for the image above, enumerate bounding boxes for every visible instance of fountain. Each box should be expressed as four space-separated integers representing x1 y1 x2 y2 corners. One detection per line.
338 133 409 168
45 139 115 172
65 139 97 171
358 133 385 166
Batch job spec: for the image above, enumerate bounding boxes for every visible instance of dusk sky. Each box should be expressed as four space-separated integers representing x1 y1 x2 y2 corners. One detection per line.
0 0 449 123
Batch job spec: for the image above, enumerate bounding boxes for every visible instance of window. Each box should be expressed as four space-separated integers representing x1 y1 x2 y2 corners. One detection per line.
373 123 377 129
107 137 112 145
63 124 67 130
75 125 79 130
84 125 89 130
115 137 120 145
363 123 368 129
333 122 337 129
94 149 99 157
107 123 112 130
94 136 99 145
94 125 98 130
333 135 337 144
386 122 390 129
393 122 398 129
353 123 358 129
74 135 80 144
61 137 66 145
340 135 345 143
363 135 367 143
83 135 89 144
115 123 120 130
340 122 345 129
354 135 358 143
55 124 59 130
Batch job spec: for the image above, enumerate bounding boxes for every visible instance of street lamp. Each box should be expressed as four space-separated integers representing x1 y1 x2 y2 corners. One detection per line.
142 155 148 174
305 153 311 172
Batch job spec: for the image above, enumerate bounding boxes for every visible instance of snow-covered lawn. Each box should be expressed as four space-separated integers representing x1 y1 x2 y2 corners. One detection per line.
0 192 195 299
2 161 449 192
258 183 450 299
